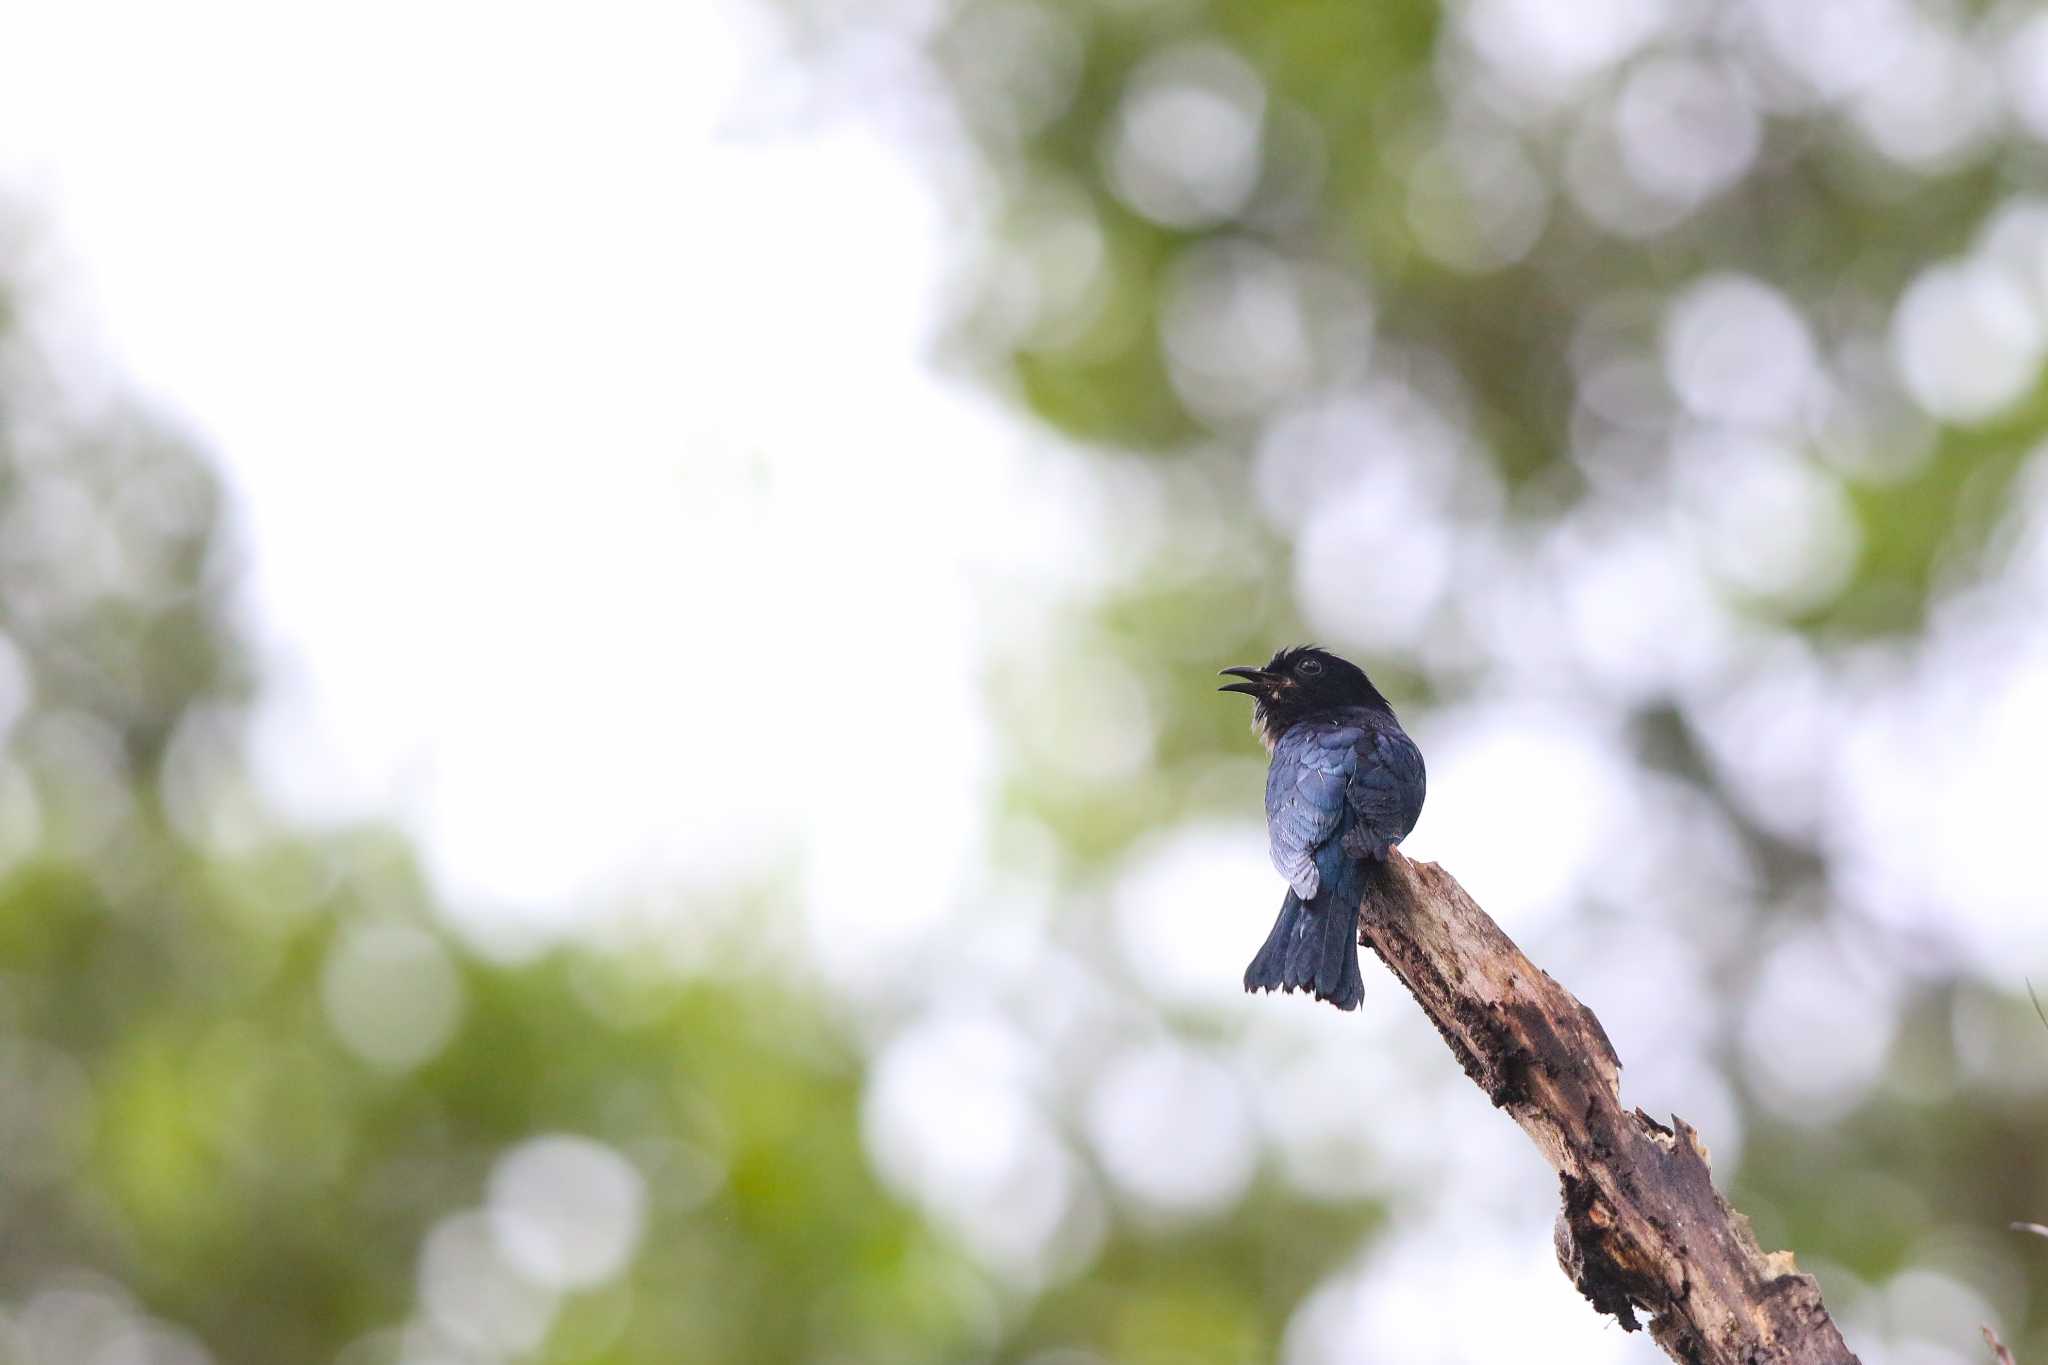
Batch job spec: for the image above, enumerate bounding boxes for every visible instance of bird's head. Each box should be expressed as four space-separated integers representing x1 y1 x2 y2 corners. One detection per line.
1219 645 1388 748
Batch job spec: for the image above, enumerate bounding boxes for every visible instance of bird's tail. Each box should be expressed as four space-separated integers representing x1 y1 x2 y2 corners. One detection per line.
1243 871 1366 1012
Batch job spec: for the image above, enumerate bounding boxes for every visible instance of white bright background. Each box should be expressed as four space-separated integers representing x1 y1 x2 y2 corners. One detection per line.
0 0 1078 951
3 3 2046 1364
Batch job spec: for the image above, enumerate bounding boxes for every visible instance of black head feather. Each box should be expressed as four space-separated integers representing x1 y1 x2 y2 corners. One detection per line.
1218 644 1390 748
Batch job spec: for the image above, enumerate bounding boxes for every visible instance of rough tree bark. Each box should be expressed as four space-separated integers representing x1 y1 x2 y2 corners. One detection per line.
1356 851 1860 1365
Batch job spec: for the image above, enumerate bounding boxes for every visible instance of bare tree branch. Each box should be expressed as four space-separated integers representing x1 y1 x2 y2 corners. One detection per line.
1984 1324 2017 1365
1356 852 1860 1364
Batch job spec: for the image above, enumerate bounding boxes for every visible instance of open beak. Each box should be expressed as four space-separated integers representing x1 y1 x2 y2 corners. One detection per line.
1218 665 1272 696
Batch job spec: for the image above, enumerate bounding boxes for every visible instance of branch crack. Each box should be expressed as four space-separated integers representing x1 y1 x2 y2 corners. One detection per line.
1355 852 1860 1365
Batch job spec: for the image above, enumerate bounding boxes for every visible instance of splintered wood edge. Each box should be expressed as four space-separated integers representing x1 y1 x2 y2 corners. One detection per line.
1352 850 1861 1365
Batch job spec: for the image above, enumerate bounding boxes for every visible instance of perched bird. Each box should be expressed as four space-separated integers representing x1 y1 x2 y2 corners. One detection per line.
1219 646 1426 1011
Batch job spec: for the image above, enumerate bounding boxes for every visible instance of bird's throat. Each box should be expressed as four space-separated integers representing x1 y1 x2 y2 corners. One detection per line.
1252 702 1285 753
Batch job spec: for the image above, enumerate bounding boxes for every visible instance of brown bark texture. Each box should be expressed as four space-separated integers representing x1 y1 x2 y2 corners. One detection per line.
1356 851 1860 1365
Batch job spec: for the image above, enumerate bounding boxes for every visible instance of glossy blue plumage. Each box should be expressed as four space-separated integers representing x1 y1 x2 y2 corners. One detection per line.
1221 645 1426 1010
1246 709 1424 1008
1267 715 1424 882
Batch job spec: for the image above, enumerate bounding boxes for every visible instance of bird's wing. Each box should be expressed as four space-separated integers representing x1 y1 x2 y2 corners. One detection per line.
1265 722 1363 898
1344 726 1427 857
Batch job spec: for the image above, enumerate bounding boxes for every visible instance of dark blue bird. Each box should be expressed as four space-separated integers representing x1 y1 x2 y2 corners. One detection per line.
1219 646 1426 1011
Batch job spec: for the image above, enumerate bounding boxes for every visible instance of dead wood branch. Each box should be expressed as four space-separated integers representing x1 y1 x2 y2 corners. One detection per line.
1356 852 1859 1364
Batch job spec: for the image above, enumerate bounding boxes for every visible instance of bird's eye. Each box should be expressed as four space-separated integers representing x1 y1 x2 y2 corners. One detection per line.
1296 657 1323 676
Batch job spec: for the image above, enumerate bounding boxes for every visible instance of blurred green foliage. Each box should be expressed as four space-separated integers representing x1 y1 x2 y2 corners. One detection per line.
3 0 2048 1359
0 249 1372 1361
903 0 2041 634
786 0 2048 1358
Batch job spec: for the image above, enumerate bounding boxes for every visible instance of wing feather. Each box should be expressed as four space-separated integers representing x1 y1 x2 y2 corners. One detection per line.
1266 719 1427 891
1342 727 1427 859
1264 723 1361 897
